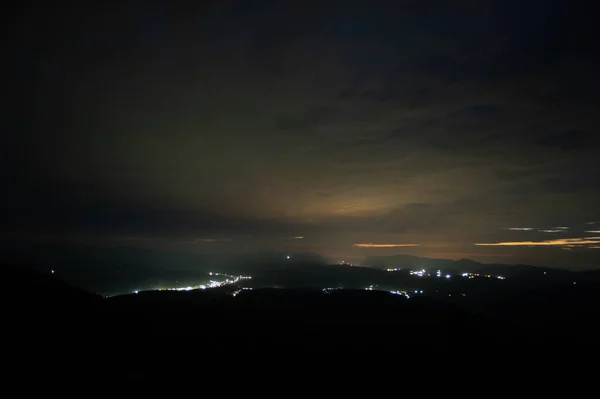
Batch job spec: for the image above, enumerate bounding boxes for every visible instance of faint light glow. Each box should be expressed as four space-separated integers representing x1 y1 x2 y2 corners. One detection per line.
446 274 451 279
353 243 419 248
134 290 139 294
573 282 577 285
586 231 600 233
538 230 563 233
497 276 505 280
462 273 469 277
507 227 536 231
51 269 55 274
286 255 290 259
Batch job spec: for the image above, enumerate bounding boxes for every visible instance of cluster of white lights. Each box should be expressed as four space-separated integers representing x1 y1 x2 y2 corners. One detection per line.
461 273 505 280
171 286 195 291
133 273 252 295
409 269 426 277
390 289 423 298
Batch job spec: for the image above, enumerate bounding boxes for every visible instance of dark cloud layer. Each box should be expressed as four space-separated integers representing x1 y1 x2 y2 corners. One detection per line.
4 1 600 268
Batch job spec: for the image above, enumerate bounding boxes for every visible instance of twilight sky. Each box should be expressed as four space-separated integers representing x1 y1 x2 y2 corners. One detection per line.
4 1 600 268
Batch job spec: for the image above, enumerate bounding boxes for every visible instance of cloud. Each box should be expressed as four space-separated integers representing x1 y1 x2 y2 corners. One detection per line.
403 202 432 210
275 106 335 131
541 177 594 194
535 129 598 151
193 238 231 243
430 252 522 259
4 1 600 269
122 236 163 241
353 243 419 248
475 237 600 247
493 169 536 182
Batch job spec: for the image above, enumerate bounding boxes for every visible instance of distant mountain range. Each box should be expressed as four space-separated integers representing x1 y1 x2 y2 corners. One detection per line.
363 254 573 277
2 243 600 295
3 261 600 348
0 244 328 295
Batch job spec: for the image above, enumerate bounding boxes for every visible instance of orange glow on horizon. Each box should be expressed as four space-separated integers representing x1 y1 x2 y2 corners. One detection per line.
353 243 419 248
475 237 600 247
429 253 520 259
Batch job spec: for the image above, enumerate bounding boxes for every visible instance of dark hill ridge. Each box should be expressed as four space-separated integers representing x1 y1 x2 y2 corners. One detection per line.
363 254 577 277
4 243 596 295
1 264 107 341
0 243 328 295
2 264 487 344
3 264 600 349
0 264 100 306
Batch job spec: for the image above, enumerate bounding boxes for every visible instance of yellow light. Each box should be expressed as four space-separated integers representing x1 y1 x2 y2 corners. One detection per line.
353 243 419 248
475 237 600 247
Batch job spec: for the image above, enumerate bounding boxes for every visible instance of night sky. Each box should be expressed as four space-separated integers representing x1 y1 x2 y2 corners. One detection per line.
5 1 600 268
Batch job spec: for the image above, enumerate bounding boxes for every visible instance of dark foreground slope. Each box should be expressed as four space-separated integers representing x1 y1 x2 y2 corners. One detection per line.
104 288 490 352
4 264 600 384
3 264 600 352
